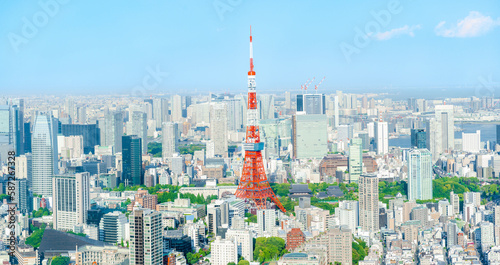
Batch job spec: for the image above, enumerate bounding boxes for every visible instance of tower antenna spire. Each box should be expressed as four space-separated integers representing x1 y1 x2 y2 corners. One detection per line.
249 25 254 74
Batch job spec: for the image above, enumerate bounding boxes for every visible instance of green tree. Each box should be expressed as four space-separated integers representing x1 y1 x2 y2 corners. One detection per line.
0 194 11 201
25 224 46 248
352 238 369 264
51 256 70 265
253 237 287 262
238 260 250 265
66 231 87 237
147 142 162 157
32 207 51 218
245 213 257 223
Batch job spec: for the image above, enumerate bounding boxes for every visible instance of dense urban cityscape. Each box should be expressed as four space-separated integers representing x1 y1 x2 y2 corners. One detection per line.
2 1 500 265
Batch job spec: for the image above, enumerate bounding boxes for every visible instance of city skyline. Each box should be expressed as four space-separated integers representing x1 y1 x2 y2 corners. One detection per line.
3 2 500 264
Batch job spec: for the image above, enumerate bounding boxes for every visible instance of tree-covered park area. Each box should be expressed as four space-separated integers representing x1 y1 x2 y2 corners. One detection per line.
253 237 288 263
270 176 500 214
147 142 162 157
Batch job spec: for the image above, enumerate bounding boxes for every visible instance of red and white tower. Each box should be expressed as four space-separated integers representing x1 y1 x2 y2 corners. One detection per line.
235 27 286 212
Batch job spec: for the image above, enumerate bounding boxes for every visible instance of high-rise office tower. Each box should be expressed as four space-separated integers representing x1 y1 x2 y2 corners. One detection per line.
411 129 426 149
16 154 32 186
495 206 500 226
99 211 127 244
257 209 276 236
162 122 179 159
480 222 495 251
224 98 244 131
143 101 153 121
416 99 426 112
259 118 292 158
127 111 148 154
24 122 31 153
408 98 416 112
61 124 100 154
348 138 363 183
259 94 275 120
122 135 142 186
225 229 253 262
210 103 228 158
375 121 388 155
435 105 454 153
447 222 458 247
100 111 123 153
335 201 359 231
129 209 163 265
153 98 169 129
285 92 291 109
337 124 354 142
292 114 328 159
11 99 25 155
464 192 481 207
65 98 76 121
296 94 326 114
171 95 183 123
426 118 440 159
13 179 31 214
52 172 90 230
0 105 20 158
32 114 58 196
334 95 339 128
77 106 87 124
359 174 379 232
408 148 433 200
327 226 352 265
362 95 368 109
450 191 460 216
497 125 500 145
462 130 481 153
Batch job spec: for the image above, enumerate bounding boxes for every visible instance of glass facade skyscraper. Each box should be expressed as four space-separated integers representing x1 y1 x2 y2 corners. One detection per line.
348 138 363 183
61 124 100 154
32 114 58 196
408 148 433 201
292 114 328 159
411 129 427 149
122 135 142 186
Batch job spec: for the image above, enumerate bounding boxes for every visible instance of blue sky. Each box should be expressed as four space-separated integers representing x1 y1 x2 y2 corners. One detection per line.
0 0 499 96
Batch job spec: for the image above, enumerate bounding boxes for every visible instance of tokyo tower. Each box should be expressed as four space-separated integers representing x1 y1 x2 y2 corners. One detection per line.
235 27 286 213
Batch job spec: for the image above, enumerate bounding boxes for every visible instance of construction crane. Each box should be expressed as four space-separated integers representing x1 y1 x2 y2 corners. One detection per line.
304 77 315 91
314 76 326 92
301 78 310 92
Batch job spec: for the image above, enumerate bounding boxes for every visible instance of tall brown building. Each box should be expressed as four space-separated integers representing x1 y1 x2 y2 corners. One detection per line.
327 226 352 265
359 174 379 232
286 228 305 251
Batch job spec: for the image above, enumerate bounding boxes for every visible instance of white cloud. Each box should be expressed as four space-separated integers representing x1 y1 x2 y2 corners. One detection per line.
435 11 500 38
371 25 422 41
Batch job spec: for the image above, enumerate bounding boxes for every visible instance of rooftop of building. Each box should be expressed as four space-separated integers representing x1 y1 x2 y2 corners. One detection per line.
39 228 109 256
